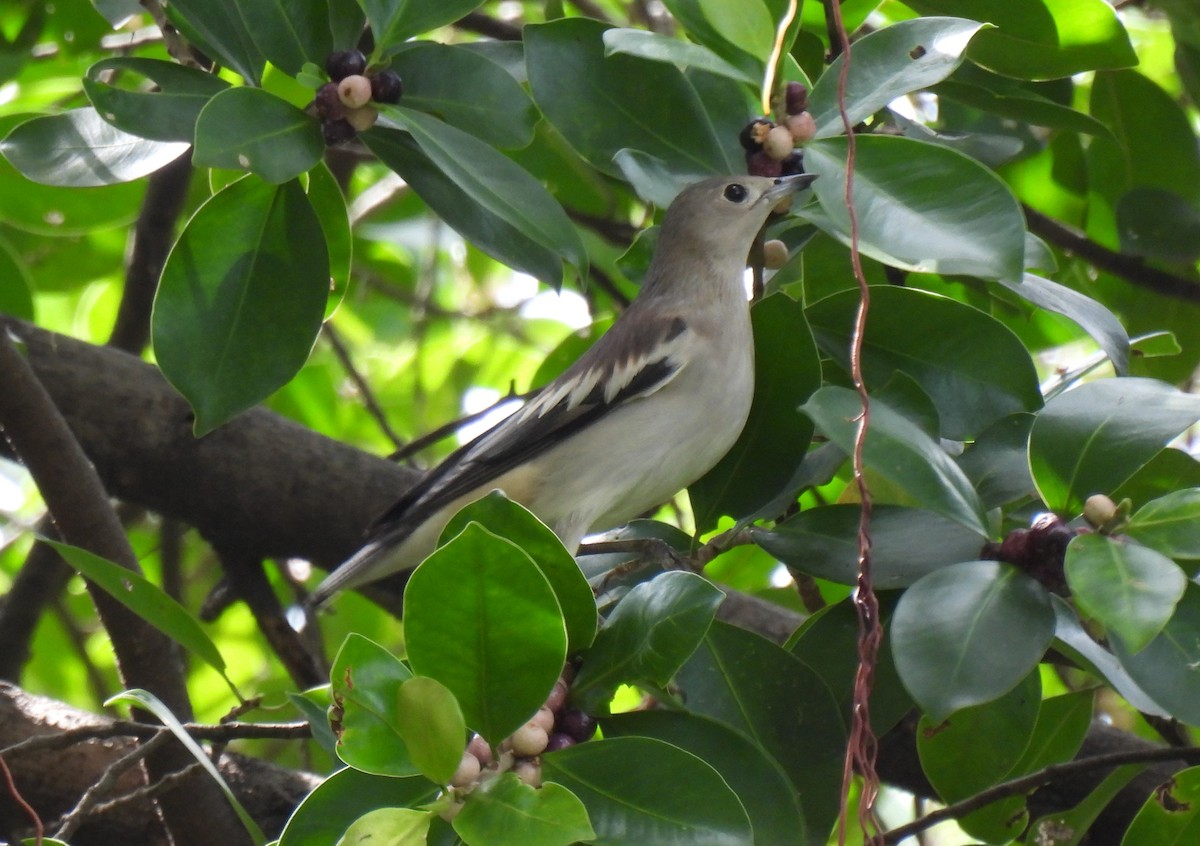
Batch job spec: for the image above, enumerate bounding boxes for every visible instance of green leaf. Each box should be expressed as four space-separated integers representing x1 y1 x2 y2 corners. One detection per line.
600 711 807 846
997 273 1130 376
525 18 731 179
0 236 34 319
903 0 1137 80
695 0 774 58
806 286 1042 439
675 621 846 844
164 0 266 85
801 387 989 535
808 17 987 138
571 571 724 712
374 108 585 271
1028 378 1200 514
690 295 822 532
279 769 438 846
395 676 465 785
388 42 536 149
754 505 986 588
0 108 189 186
338 808 432 845
541 737 752 846
957 413 1037 509
442 492 596 654
45 540 235 693
800 135 1026 282
329 634 419 776
1011 690 1094 776
658 0 763 78
193 88 324 185
892 560 1055 721
153 177 329 435
83 58 230 143
601 29 758 85
1112 584 1200 725
454 773 594 846
359 0 486 57
403 522 567 744
1126 489 1200 560
1066 533 1186 653
1122 766 1200 844
107 689 266 845
1117 187 1200 264
235 0 332 76
306 162 352 317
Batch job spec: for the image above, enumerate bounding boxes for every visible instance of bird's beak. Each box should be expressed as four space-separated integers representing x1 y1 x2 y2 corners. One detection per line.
767 172 818 202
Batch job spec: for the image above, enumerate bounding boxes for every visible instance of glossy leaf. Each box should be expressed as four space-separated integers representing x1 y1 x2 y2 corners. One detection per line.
1126 489 1200 560
1028 378 1200 513
338 808 431 845
657 0 762 78
801 135 1026 282
892 560 1055 721
801 387 989 535
754 505 986 588
329 634 419 776
442 492 596 654
903 0 1137 80
454 774 594 846
526 18 731 179
306 162 351 317
164 0 265 85
694 0 774 58
998 273 1130 376
83 58 230 143
395 677 465 785
278 769 438 846
1066 533 1186 653
690 295 822 532
957 413 1037 509
0 108 189 187
808 17 987 138
571 571 723 712
675 621 846 843
359 0 486 57
601 29 757 85
807 286 1042 439
389 42 536 149
600 711 806 846
541 737 752 846
403 523 567 744
1122 766 1200 844
153 177 328 435
236 0 332 75
1112 584 1200 725
193 88 324 185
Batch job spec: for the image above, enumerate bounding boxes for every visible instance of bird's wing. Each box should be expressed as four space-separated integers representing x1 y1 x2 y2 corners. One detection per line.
367 308 694 541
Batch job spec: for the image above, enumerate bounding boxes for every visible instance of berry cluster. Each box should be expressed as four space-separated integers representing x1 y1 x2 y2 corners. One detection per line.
982 512 1085 594
309 49 403 146
740 81 816 179
443 668 596 816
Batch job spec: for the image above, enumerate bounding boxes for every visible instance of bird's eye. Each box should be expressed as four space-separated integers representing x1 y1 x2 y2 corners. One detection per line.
723 183 749 203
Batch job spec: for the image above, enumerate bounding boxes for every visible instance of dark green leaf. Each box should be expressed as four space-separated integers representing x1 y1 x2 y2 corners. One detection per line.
329 634 419 776
153 178 329 435
0 108 188 186
1126 489 1200 560
690 295 822 532
800 135 1026 282
395 677 465 785
1122 765 1200 843
807 286 1042 439
193 88 324 185
83 58 230 143
808 17 986 138
454 774 594 846
601 29 758 85
1066 533 1186 653
1117 188 1200 264
1112 584 1200 725
164 0 265 85
305 162 351 317
657 0 762 78
525 18 731 179
359 0 486 57
389 42 536 149
754 504 986 588
957 413 1037 509
403 523 567 744
1011 690 1094 776
892 560 1054 721
278 769 438 846
801 387 989 535
541 737 752 846
571 571 723 711
1028 378 1200 513
237 0 332 75
0 236 34 319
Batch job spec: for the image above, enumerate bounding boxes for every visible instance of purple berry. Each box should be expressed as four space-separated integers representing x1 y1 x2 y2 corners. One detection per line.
313 82 346 121
785 81 809 115
370 70 404 104
739 118 772 152
325 49 367 82
321 118 356 146
545 732 576 753
746 150 783 178
556 709 597 743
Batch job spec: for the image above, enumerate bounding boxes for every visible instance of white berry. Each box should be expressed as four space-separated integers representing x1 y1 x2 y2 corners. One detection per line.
509 723 549 757
763 239 789 269
763 124 795 160
337 74 373 109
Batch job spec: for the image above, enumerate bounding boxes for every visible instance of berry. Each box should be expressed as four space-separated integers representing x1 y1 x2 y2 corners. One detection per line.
325 49 367 81
763 239 789 269
337 74 373 109
451 751 481 787
763 124 795 160
546 679 569 712
739 118 773 152
556 709 596 743
746 150 783 178
321 118 356 146
513 758 542 788
466 733 492 766
780 151 806 176
530 706 556 734
370 69 404 104
1083 494 1118 529
312 82 346 121
545 732 575 753
510 723 549 757
785 81 809 115
345 105 378 132
785 111 817 144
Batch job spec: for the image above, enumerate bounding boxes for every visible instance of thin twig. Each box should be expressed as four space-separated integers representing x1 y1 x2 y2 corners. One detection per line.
54 731 170 841
2 720 312 758
323 323 407 452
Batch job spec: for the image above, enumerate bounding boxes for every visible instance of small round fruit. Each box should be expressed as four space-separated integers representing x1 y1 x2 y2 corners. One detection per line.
1083 494 1118 529
545 732 575 753
763 239 789 269
345 105 378 132
738 118 773 152
467 734 492 766
371 69 404 104
313 82 346 120
513 758 542 788
746 150 783 178
763 125 795 161
546 679 569 712
556 709 597 743
531 707 556 734
337 74 373 109
786 111 817 144
510 723 549 757
451 751 481 787
785 81 809 115
321 118 356 146
325 49 367 81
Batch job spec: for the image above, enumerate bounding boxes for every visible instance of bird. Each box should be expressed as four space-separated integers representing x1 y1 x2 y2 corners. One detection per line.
309 172 817 608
